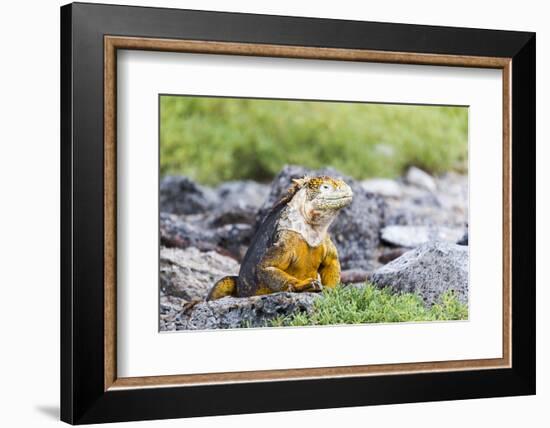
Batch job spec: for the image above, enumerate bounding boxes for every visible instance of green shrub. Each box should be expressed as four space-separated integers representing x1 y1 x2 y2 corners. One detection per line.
268 284 468 327
160 96 468 185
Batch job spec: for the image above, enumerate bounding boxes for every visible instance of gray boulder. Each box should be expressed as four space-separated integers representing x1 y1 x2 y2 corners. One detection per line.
405 166 437 192
160 294 187 331
381 225 465 248
384 202 462 228
384 172 467 228
208 180 270 227
207 206 258 228
256 165 385 271
175 292 319 330
160 213 253 260
160 212 218 250
216 180 269 212
330 188 385 271
371 242 468 306
160 176 219 215
160 247 239 301
213 223 254 261
361 178 402 198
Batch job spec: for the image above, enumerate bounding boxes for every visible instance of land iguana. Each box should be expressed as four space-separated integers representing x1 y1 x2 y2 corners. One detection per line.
206 176 353 300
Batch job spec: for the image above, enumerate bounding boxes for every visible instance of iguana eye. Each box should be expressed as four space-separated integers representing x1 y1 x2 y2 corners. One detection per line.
320 183 332 191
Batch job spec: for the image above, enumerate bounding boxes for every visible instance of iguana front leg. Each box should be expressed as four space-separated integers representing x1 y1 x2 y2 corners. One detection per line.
261 267 321 292
257 239 319 293
319 237 341 288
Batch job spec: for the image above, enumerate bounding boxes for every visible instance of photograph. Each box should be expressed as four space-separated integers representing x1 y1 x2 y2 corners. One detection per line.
159 95 470 331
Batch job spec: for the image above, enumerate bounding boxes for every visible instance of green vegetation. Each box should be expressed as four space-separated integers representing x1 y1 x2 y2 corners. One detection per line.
160 96 468 185
268 284 468 327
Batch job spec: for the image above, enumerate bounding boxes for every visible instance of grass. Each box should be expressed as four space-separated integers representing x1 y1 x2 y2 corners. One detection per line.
160 96 468 185
268 284 468 327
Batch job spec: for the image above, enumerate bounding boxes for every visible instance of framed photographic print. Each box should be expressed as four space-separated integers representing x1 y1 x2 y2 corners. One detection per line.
60 2 536 424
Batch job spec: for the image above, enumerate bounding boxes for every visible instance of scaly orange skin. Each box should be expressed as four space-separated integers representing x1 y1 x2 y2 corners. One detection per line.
255 230 340 294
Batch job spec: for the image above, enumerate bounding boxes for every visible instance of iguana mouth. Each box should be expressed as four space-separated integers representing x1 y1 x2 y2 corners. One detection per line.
319 195 352 201
315 193 353 209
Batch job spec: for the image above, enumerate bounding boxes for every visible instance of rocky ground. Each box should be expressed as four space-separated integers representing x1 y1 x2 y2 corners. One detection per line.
159 165 468 331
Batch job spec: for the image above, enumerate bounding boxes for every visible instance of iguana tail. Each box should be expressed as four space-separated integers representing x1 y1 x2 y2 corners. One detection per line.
206 276 238 300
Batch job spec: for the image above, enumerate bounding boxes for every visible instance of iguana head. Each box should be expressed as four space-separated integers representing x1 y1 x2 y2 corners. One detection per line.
284 175 353 227
276 175 353 246
293 176 353 210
